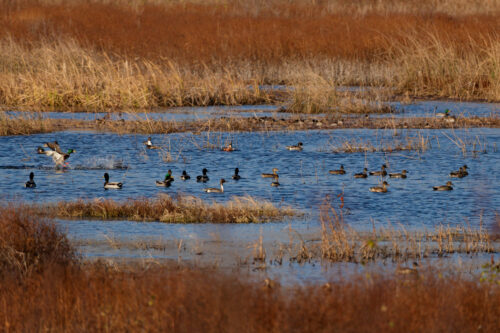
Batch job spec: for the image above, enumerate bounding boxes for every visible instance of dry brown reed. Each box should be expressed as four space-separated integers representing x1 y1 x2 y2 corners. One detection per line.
0 0 498 110
1 261 499 332
311 201 496 263
2 113 499 137
31 194 296 223
0 202 499 331
0 206 76 277
328 131 431 153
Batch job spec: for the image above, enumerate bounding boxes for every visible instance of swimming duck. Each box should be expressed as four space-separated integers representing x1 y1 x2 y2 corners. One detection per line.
262 168 279 179
25 172 36 188
370 181 389 193
354 168 368 178
37 146 46 154
180 170 190 180
460 165 469 176
103 173 122 189
436 109 451 118
286 142 303 151
433 181 453 191
232 168 241 180
204 179 225 193
222 142 235 152
329 165 346 175
156 169 174 187
144 137 160 149
389 170 408 178
450 165 468 178
197 168 209 182
369 164 387 177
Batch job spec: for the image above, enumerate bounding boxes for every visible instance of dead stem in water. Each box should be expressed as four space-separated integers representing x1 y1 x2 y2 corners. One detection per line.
328 131 431 153
309 201 496 263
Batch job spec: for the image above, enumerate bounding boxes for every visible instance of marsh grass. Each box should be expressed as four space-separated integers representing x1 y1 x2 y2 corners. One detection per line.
0 1 498 111
0 202 499 331
328 131 431 153
31 194 296 223
311 202 496 263
0 206 76 277
1 261 499 332
2 112 499 137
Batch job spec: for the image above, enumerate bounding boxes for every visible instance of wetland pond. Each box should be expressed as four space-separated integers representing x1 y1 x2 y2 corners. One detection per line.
1 101 499 282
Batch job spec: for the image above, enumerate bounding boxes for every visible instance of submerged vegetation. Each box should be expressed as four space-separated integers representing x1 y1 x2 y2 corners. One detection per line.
0 0 498 111
27 194 296 223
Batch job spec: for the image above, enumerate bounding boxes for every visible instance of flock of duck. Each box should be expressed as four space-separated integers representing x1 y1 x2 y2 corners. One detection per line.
24 138 469 193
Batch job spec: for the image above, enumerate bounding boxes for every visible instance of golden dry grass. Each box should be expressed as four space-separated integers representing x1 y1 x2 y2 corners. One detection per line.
2 112 498 137
29 194 296 223
0 0 498 111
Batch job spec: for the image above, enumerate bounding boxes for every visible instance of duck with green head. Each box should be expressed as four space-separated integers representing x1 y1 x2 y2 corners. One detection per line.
156 169 174 187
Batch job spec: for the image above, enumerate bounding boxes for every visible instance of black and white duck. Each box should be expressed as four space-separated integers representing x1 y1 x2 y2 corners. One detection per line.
286 142 303 151
197 168 209 182
180 170 191 180
25 172 36 188
232 168 241 180
103 173 122 189
144 137 160 149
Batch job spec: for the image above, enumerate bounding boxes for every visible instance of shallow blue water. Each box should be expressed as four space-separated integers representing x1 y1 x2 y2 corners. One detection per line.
2 105 284 122
3 99 498 122
1 128 498 229
385 100 499 118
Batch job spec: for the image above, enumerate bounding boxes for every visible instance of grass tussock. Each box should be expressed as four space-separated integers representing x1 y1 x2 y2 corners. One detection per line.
0 1 498 110
0 206 76 277
35 194 296 223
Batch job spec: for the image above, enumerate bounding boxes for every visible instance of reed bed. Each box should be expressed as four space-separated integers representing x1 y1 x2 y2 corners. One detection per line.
0 206 76 277
313 202 495 263
0 261 497 332
30 194 296 223
0 1 498 111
